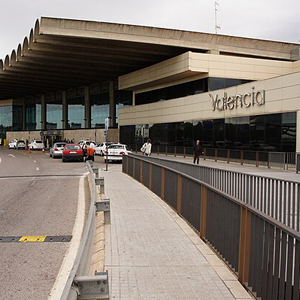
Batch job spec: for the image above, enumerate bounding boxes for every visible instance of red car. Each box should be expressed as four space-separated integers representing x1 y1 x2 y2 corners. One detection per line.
62 144 84 162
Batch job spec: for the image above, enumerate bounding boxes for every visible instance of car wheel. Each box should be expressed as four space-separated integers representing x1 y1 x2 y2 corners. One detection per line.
49 153 52 157
62 158 65 162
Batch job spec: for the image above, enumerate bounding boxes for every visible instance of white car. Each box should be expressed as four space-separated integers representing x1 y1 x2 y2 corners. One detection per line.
29 139 45 150
104 144 132 163
16 140 26 149
8 139 18 149
95 142 114 156
49 142 67 158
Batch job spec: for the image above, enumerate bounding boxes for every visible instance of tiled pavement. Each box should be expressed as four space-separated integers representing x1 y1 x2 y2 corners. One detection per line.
97 163 254 300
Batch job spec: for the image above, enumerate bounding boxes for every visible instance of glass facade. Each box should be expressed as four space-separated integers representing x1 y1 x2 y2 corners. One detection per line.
46 100 63 129
0 106 12 141
120 112 296 152
91 92 109 128
26 101 41 131
135 77 251 105
68 96 84 129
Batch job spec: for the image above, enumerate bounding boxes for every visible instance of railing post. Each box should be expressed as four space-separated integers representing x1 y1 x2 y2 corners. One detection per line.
200 186 207 239
157 145 159 156
183 147 186 158
140 160 143 184
161 168 165 200
256 151 259 167
215 148 218 162
149 164 153 190
165 146 167 156
174 146 177 157
177 174 182 215
238 207 252 285
132 157 135 178
227 149 230 163
203 148 206 161
241 150 244 165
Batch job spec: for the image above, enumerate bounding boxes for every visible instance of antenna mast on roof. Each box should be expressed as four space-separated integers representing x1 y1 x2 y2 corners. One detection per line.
215 1 221 34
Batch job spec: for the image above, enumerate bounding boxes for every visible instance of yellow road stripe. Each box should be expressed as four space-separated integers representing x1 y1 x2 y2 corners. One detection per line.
19 236 47 242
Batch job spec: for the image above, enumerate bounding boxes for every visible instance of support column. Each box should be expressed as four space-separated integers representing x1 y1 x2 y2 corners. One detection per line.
109 81 115 127
41 95 46 130
84 86 90 128
62 91 68 129
22 99 26 130
132 91 136 106
296 110 300 152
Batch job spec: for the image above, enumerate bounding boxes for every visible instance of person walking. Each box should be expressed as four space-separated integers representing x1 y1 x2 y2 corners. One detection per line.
144 139 152 157
193 140 202 164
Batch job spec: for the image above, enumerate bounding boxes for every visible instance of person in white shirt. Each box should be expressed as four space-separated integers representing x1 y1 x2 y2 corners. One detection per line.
144 139 152 156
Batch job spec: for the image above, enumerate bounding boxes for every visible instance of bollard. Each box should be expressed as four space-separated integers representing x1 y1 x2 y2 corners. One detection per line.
95 177 105 194
95 199 110 224
92 167 99 178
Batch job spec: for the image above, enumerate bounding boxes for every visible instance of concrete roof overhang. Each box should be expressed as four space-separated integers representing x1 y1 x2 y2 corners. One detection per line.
0 17 299 100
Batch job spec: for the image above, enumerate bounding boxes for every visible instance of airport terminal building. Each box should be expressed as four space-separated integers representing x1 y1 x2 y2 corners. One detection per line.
1 17 300 151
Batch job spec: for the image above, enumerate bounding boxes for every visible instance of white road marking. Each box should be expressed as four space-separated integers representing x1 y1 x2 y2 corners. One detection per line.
33 160 37 163
0 158 1 163
36 167 39 171
8 154 16 158
48 175 86 300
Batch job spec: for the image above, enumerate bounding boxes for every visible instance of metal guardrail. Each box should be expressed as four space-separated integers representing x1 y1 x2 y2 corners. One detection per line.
59 162 109 300
137 155 300 232
123 154 300 300
130 144 298 170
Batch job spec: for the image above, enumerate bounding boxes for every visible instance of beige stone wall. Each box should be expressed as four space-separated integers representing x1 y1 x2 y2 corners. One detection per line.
119 52 294 92
6 129 119 146
118 71 300 126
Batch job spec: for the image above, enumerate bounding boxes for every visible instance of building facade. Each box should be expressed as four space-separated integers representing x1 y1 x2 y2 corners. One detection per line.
0 17 299 151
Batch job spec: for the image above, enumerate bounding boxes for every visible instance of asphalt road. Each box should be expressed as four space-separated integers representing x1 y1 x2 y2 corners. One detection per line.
0 148 92 300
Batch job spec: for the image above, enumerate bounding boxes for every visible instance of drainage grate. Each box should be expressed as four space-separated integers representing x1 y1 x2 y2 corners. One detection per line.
0 235 72 243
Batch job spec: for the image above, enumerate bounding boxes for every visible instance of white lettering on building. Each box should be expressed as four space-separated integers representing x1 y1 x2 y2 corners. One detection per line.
210 88 265 111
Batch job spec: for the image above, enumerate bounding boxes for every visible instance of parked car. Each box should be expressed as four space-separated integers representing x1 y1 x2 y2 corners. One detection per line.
16 140 26 149
95 142 114 156
8 139 18 149
104 143 132 163
49 142 67 158
62 144 84 162
29 139 45 150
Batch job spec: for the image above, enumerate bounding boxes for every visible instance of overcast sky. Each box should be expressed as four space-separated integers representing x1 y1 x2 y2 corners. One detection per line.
0 0 299 59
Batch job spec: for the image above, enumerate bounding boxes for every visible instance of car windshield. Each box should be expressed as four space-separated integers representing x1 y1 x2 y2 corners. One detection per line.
56 143 66 147
66 145 80 150
35 141 43 143
109 145 124 150
18 140 24 143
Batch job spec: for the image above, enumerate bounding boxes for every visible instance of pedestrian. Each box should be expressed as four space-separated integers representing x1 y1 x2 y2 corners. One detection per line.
26 139 29 150
144 139 152 157
86 145 95 161
193 140 202 164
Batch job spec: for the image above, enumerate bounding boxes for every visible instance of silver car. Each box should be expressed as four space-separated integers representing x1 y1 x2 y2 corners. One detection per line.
49 142 67 158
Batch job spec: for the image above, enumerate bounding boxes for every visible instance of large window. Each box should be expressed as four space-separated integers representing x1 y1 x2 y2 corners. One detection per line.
0 105 12 140
91 92 109 128
120 112 296 152
26 102 41 131
68 96 84 129
47 100 62 129
135 77 251 106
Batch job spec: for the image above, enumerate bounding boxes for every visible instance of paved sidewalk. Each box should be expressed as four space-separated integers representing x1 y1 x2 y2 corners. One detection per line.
100 163 253 300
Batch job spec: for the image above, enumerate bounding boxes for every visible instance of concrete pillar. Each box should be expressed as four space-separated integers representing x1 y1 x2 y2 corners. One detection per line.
296 110 300 152
109 81 115 127
22 99 26 130
85 86 90 128
62 91 68 129
132 91 136 106
41 95 46 130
